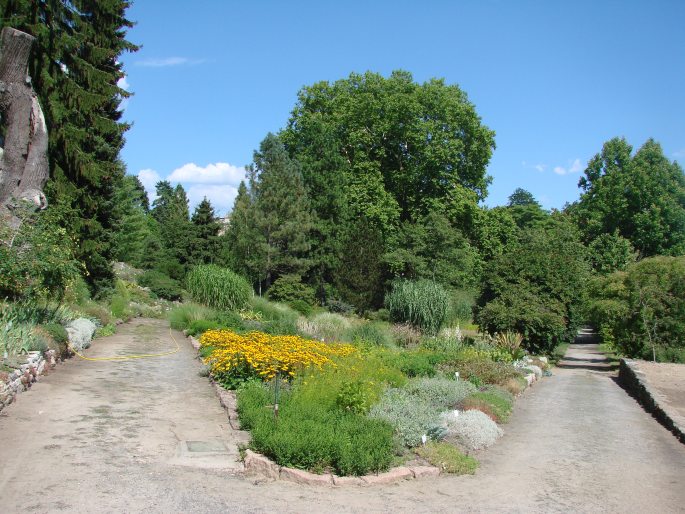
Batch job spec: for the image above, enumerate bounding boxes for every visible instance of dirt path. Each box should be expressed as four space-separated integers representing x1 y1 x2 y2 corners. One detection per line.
1 320 684 513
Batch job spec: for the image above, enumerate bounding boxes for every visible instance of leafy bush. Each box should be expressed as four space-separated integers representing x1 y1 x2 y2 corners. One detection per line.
110 295 130 320
41 323 68 344
237 380 394 476
441 409 503 451
347 321 394 347
368 388 441 448
415 441 478 474
168 303 217 331
385 280 449 335
288 299 312 316
439 355 522 386
492 330 525 360
266 275 315 305
326 299 354 315
250 297 299 334
447 289 475 324
137 270 183 301
586 256 685 361
404 377 476 410
187 319 222 337
186 265 252 311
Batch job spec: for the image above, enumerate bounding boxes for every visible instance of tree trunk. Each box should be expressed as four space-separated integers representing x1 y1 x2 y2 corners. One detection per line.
0 27 49 220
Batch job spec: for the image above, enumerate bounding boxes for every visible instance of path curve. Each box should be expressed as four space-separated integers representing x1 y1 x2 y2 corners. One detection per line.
1 320 684 513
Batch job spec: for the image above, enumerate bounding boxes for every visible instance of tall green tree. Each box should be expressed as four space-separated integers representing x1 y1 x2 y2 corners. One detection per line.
571 138 685 257
2 0 137 292
189 197 221 265
151 181 193 277
111 175 152 266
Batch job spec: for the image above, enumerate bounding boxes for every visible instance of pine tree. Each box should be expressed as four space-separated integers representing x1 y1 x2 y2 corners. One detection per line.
252 133 312 290
111 175 152 266
189 197 220 265
151 181 193 274
2 0 138 292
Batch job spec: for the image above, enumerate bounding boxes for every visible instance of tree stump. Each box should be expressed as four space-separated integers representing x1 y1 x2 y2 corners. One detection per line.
0 26 49 226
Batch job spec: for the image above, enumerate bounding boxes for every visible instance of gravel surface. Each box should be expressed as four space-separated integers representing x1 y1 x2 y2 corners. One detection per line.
1 320 684 513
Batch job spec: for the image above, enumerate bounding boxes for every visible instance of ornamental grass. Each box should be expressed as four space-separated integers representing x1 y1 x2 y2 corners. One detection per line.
200 329 357 388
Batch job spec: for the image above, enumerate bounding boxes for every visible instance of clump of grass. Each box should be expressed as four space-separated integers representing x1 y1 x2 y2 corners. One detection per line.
391 323 423 348
168 302 218 331
297 312 351 342
440 356 522 386
404 377 476 410
415 441 478 474
185 265 252 311
347 321 394 347
385 280 449 335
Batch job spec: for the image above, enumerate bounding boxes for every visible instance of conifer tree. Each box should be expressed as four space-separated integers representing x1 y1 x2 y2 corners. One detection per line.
2 0 138 292
189 197 221 265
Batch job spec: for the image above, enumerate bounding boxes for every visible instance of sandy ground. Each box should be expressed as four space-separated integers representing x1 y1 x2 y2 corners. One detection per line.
630 359 685 431
1 319 684 513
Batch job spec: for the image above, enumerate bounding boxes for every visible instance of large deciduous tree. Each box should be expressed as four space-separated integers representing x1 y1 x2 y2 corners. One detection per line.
571 137 685 257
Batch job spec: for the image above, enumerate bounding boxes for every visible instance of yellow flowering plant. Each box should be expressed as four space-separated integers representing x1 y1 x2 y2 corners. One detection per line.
199 329 357 388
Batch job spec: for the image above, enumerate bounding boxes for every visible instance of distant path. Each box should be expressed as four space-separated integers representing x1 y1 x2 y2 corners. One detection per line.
1 321 684 513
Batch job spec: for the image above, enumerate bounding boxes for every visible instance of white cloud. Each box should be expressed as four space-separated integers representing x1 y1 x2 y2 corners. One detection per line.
553 158 584 176
135 57 206 67
534 164 547 172
137 168 161 201
117 75 130 90
187 185 239 215
168 162 246 186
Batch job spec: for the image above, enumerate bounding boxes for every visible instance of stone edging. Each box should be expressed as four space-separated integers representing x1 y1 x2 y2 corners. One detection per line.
619 358 685 444
187 333 442 486
0 349 59 413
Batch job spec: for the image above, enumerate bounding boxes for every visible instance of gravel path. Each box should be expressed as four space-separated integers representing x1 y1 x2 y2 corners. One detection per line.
1 319 684 513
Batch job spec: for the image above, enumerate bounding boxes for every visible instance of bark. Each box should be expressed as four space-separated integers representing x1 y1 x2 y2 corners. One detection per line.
0 27 49 217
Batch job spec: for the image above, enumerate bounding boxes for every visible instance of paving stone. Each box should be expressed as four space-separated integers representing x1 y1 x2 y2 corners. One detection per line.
361 467 413 485
243 450 280 480
280 466 333 486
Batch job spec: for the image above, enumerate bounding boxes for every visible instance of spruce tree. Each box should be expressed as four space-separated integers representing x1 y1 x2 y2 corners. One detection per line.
151 181 193 274
190 197 220 265
2 0 138 292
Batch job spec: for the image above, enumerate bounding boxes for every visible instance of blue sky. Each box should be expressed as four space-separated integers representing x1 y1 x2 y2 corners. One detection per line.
119 0 685 216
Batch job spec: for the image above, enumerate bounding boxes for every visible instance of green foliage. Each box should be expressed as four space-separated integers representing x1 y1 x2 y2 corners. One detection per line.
137 270 183 301
439 356 522 386
187 319 222 337
267 274 315 304
298 312 351 342
588 231 636 274
347 321 394 347
586 256 685 361
463 388 514 423
572 137 685 257
189 198 222 266
288 300 312 316
237 380 394 475
168 303 218 331
385 280 449 335
368 388 441 448
476 216 590 354
336 380 377 414
41 323 68 344
185 265 252 311
415 441 478 475
249 297 299 334
447 289 476 324
507 188 539 207
404 377 476 410
95 323 116 338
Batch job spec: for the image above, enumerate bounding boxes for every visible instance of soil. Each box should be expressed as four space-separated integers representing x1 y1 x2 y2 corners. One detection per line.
630 359 685 431
1 319 684 513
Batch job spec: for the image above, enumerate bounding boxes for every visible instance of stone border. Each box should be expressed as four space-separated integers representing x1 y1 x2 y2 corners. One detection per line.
619 358 685 444
187 333 442 486
0 349 60 413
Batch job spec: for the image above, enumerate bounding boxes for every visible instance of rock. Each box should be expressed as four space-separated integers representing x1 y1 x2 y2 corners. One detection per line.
332 475 366 486
243 450 280 480
279 467 333 486
527 365 543 379
410 466 441 478
65 318 97 351
361 467 413 485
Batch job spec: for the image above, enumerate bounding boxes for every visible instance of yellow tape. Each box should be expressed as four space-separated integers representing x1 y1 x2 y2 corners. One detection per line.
68 326 181 361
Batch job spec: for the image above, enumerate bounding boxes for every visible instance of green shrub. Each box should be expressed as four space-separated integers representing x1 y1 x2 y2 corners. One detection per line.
288 299 312 316
447 289 475 324
185 265 252 311
250 297 298 326
110 295 130 320
138 270 183 301
385 280 449 335
237 380 394 475
187 319 222 337
415 441 478 474
404 377 476 410
41 323 68 343
168 303 218 331
439 356 522 386
326 299 354 315
347 321 394 347
368 388 441 448
267 275 315 305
